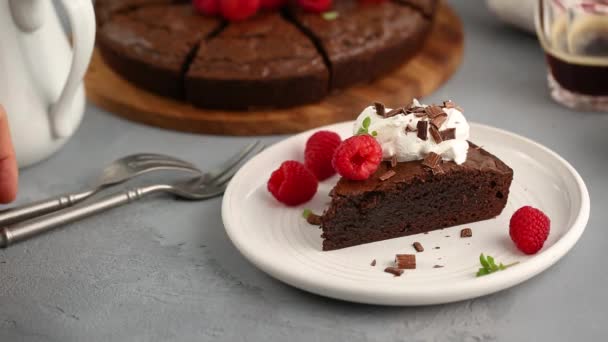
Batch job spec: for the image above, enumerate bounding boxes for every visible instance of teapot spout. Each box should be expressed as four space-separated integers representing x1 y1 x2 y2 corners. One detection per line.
9 0 45 32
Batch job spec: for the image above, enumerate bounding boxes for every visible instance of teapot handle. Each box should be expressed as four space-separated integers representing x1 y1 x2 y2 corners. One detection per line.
49 0 96 138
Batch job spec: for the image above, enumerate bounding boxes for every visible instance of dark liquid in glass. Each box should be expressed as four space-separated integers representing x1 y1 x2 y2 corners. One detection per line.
546 53 608 96
547 18 608 96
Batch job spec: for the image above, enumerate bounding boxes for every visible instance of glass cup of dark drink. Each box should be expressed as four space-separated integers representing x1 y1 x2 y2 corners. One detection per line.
536 0 608 111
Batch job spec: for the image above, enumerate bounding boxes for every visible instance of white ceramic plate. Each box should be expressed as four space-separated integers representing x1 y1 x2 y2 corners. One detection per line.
222 122 590 305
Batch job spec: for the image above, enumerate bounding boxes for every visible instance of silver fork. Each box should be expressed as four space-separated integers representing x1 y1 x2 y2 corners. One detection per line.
0 153 202 226
0 142 264 248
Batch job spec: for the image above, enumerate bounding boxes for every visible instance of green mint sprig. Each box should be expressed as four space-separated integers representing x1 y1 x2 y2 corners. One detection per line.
356 116 378 136
476 253 519 277
322 11 339 21
302 209 312 219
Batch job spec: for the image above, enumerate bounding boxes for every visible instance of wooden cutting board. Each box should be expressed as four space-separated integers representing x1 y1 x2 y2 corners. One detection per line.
85 2 463 136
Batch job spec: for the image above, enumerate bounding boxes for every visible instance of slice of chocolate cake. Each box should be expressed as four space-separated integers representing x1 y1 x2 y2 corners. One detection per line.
319 100 513 250
288 0 431 89
97 4 221 98
185 13 329 110
321 144 513 250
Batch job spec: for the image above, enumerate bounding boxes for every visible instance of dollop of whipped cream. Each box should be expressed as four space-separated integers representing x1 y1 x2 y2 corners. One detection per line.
353 99 470 164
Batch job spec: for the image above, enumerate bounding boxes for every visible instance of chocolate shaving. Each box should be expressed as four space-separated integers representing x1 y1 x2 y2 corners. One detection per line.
425 106 445 118
371 259 377 266
440 128 456 141
413 112 428 118
410 106 426 113
413 242 424 252
433 265 444 268
379 170 396 181
384 267 404 277
385 107 404 117
421 152 441 169
429 126 443 143
416 121 428 140
395 254 416 269
430 114 448 129
460 228 472 238
443 100 456 108
390 155 397 168
374 102 385 116
431 165 445 175
306 212 322 225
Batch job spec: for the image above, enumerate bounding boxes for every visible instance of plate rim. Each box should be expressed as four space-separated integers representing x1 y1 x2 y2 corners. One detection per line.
222 121 590 305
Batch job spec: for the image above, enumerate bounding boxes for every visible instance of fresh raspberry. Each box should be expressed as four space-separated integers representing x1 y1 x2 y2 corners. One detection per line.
509 206 551 255
305 130 342 181
297 0 332 13
260 0 287 9
332 135 382 180
193 0 220 15
220 0 260 21
268 161 318 206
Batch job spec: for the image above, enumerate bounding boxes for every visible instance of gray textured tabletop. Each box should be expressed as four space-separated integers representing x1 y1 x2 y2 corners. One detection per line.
1 1 605 341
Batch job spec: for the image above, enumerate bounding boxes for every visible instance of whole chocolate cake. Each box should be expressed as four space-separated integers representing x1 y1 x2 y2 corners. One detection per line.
94 0 438 110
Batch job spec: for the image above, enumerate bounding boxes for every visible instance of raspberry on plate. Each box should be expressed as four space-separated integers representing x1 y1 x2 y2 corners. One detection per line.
305 130 342 181
332 134 382 180
297 0 332 13
509 206 551 254
220 0 260 21
268 161 318 206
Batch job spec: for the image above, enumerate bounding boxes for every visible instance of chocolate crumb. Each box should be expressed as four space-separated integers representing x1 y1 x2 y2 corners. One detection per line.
423 232 429 235
445 235 450 238
371 259 377 266
430 114 448 129
306 212 322 225
413 242 424 252
374 102 385 116
434 246 440 250
440 128 456 141
405 124 417 134
425 106 445 118
390 155 398 168
395 254 416 269
416 121 428 140
379 170 396 181
429 125 443 143
433 265 444 268
421 152 441 169
460 228 473 238
384 267 404 277
385 107 404 117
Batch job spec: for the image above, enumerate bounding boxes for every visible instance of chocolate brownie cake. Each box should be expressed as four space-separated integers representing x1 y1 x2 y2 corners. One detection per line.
321 144 513 250
185 13 329 110
97 4 221 98
94 0 437 109
95 0 185 25
288 0 431 89
319 100 513 250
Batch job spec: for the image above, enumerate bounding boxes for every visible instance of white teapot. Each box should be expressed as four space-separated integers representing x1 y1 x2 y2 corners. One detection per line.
0 0 95 167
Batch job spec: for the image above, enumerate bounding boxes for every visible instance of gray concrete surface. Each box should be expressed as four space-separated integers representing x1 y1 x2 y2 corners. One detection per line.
1 1 606 341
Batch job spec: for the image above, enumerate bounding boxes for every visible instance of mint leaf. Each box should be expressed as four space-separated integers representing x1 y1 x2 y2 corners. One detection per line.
476 253 519 277
362 116 371 129
322 11 339 21
302 209 312 219
479 254 489 269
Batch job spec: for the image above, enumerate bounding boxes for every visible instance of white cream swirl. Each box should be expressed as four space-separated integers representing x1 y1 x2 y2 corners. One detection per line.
353 99 470 164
